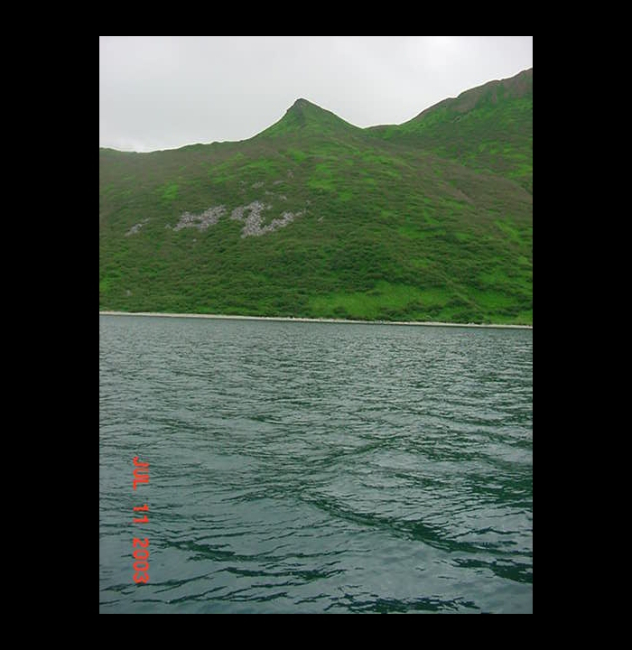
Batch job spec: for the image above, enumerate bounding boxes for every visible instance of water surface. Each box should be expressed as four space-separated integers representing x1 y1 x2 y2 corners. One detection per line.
99 315 532 613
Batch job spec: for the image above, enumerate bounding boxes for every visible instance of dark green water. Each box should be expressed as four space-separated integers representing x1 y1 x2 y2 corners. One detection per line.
99 315 532 614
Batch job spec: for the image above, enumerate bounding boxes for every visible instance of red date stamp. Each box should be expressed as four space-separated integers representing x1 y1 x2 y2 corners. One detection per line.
132 456 150 583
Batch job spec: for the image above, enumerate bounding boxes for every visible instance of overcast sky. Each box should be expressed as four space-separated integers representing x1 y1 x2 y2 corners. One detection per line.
100 36 532 153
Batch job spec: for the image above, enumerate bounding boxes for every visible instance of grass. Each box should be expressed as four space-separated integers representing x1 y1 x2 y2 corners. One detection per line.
100 71 532 325
310 282 452 320
161 183 178 201
368 69 533 194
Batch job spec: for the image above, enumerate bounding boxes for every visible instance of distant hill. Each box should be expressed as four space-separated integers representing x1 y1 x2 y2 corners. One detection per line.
368 68 533 193
100 69 532 325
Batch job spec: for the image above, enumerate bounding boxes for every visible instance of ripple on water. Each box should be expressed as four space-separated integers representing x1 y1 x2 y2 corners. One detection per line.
100 316 532 613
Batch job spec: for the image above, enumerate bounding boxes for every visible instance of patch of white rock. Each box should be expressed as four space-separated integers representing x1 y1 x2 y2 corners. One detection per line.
173 201 304 238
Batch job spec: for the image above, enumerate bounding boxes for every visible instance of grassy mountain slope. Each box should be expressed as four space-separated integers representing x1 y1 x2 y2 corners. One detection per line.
369 69 532 193
100 74 532 325
256 98 365 140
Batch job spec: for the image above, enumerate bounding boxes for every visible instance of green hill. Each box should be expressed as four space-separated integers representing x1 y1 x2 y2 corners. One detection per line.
256 98 364 139
100 69 532 325
368 68 533 193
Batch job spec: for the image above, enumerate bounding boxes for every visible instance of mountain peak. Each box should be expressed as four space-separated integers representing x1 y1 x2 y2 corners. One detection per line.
284 97 320 118
290 98 312 109
255 98 361 140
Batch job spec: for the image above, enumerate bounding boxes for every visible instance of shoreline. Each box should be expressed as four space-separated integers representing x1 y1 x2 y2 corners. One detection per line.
99 310 532 330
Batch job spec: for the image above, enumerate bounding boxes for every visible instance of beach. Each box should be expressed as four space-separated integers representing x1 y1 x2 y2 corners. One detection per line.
99 311 532 329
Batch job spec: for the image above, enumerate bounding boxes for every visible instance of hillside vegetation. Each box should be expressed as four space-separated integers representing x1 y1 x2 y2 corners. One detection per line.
100 69 532 325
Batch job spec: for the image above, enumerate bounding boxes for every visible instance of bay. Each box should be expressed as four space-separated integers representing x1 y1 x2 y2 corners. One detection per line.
99 314 532 614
